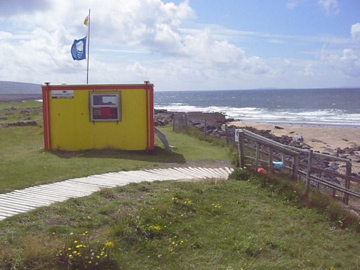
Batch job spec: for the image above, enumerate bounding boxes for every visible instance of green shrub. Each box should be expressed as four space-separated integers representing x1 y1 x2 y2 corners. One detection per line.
228 167 250 180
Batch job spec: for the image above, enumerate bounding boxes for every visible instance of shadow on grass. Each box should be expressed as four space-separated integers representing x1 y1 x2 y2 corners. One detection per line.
50 147 186 164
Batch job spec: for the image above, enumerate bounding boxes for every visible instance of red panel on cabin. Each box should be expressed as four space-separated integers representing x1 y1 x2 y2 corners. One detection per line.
101 107 111 118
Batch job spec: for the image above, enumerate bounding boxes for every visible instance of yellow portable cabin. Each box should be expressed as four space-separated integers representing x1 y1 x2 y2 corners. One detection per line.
42 82 155 151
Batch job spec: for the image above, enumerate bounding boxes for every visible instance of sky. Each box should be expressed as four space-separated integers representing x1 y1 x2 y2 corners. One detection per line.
0 0 359 91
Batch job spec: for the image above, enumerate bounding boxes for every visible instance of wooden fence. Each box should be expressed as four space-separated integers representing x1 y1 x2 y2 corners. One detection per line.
237 129 360 205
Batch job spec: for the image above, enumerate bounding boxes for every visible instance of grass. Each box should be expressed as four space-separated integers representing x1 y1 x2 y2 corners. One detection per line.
0 102 230 193
0 101 43 124
1 178 360 269
1 101 360 269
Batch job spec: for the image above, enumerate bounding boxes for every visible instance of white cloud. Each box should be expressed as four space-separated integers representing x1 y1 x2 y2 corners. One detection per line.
318 0 339 15
93 0 195 52
287 0 339 14
321 23 360 78
325 49 360 77
351 23 360 43
287 0 306 9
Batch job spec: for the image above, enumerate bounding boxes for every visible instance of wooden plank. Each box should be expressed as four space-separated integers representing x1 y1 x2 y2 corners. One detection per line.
46 182 98 194
15 188 75 200
0 199 35 211
0 195 50 208
242 129 298 156
309 175 360 198
142 169 185 180
200 167 229 179
238 130 245 168
269 148 273 175
305 150 313 195
202 168 227 179
255 142 259 169
0 206 22 215
1 193 57 205
344 162 352 204
276 142 351 163
172 167 206 179
22 185 82 196
292 155 299 180
214 168 232 178
310 167 354 181
141 168 184 180
186 167 215 178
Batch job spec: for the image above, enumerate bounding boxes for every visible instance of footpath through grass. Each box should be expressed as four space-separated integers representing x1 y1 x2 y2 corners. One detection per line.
0 101 230 193
1 177 360 269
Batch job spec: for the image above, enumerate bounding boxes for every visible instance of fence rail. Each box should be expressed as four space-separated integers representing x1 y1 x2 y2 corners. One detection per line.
237 129 360 205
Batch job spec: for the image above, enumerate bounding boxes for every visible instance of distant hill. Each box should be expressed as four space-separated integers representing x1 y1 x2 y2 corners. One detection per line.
0 81 41 94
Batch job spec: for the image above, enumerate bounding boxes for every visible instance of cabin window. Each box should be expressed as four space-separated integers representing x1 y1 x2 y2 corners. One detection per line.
90 93 121 122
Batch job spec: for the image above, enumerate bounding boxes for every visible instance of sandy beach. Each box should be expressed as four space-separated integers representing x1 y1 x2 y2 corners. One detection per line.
230 120 360 174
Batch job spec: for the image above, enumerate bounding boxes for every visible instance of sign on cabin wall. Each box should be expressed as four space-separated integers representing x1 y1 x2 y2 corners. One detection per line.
51 90 74 99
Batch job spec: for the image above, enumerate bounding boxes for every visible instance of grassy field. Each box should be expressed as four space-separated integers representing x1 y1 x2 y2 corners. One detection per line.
1 101 360 269
1 177 360 269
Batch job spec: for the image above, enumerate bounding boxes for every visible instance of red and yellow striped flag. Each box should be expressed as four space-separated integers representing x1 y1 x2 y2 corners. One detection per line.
84 15 89 26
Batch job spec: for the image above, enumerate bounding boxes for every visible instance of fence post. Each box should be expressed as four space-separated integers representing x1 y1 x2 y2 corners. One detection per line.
238 129 245 168
292 155 298 180
343 162 352 205
225 124 229 145
268 147 273 175
255 142 259 169
305 150 313 195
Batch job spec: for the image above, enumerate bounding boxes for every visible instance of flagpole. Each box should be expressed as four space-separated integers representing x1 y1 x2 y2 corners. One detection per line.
86 9 91 84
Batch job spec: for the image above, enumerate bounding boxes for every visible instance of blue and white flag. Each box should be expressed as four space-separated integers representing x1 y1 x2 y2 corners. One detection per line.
71 37 87 60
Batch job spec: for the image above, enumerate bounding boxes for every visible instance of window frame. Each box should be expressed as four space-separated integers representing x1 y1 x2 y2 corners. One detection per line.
90 93 121 122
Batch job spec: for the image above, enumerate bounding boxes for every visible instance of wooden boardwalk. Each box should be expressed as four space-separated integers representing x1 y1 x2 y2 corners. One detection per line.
0 167 233 221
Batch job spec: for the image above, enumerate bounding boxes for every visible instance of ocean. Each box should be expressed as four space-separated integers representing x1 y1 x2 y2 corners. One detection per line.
154 88 360 127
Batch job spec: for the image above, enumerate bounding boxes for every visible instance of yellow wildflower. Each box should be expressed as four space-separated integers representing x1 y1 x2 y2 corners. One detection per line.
152 225 162 231
105 241 115 248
